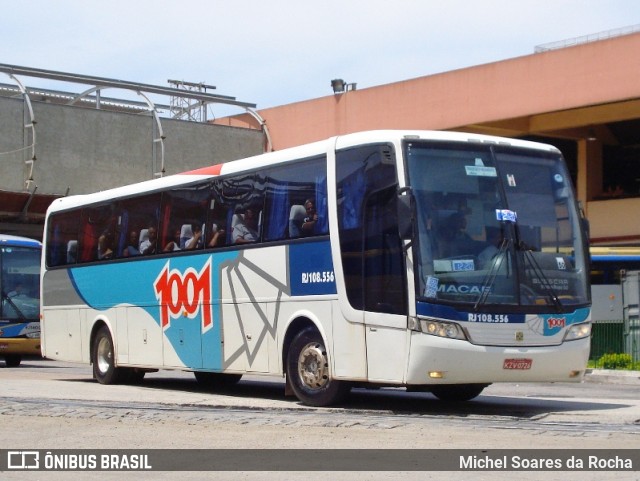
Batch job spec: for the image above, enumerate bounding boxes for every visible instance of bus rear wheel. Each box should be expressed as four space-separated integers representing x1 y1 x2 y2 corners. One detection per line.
430 384 488 402
286 327 349 407
92 326 124 384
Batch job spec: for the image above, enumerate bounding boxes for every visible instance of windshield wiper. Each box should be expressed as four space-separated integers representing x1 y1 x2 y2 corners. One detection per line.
474 237 511 310
518 242 563 311
1 290 27 319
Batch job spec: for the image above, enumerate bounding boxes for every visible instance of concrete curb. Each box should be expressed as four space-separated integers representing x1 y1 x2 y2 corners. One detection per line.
584 369 640 385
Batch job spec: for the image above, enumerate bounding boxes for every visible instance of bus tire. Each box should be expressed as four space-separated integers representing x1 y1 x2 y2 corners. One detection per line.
194 371 242 388
4 355 22 367
92 326 123 384
286 327 349 407
430 384 487 402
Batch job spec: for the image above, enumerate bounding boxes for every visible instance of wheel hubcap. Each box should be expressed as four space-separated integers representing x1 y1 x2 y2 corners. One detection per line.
297 342 329 389
96 337 112 374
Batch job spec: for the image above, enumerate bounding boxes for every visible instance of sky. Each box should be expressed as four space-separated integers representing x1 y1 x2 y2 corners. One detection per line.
1 0 639 118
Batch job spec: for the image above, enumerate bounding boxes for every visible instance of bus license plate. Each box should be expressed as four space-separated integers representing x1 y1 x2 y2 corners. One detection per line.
503 358 532 370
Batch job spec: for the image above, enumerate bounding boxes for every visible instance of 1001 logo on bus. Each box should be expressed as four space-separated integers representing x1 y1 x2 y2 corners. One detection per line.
154 259 213 332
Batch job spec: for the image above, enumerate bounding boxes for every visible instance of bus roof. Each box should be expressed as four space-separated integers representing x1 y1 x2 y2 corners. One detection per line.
45 129 562 214
0 234 42 249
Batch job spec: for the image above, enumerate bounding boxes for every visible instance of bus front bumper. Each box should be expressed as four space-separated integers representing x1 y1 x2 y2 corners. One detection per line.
406 331 590 385
0 338 41 356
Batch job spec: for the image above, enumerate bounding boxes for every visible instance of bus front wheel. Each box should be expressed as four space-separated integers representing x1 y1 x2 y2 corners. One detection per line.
92 326 123 384
4 355 21 367
286 327 349 407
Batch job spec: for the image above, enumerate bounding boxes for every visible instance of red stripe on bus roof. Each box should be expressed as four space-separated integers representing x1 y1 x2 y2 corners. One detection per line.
181 164 223 176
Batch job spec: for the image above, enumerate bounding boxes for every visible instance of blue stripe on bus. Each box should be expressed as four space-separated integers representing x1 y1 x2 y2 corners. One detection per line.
0 321 38 337
416 301 590 335
415 301 525 323
69 251 240 370
66 241 336 370
591 255 640 262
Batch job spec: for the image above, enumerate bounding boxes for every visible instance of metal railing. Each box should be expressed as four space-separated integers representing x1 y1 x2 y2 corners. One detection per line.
589 319 639 368
535 24 640 53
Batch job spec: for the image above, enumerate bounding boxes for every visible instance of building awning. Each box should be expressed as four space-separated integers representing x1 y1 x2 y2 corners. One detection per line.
0 190 61 223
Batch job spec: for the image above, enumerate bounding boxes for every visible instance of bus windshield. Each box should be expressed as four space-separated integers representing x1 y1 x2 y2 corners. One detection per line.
406 140 590 312
0 245 41 321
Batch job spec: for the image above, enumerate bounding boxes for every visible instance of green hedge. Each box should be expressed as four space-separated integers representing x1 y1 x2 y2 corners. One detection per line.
592 353 640 370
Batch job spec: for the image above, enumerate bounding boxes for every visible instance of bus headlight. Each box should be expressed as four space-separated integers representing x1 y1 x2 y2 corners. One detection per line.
563 322 592 341
419 319 467 340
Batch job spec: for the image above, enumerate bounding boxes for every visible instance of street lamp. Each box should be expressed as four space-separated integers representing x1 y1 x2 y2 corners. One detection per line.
331 79 356 94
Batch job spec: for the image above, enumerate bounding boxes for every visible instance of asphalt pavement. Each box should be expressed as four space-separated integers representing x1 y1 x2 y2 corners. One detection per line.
584 368 640 385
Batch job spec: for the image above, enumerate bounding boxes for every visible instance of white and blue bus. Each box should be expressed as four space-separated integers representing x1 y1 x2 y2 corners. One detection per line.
590 246 640 287
41 130 592 406
1 234 42 367
588 246 640 362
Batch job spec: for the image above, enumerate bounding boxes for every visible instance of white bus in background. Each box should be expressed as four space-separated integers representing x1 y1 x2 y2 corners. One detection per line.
40 130 592 406
0 234 42 367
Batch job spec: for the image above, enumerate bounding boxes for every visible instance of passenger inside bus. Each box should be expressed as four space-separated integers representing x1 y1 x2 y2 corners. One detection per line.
437 211 474 257
232 207 259 244
183 223 203 250
163 227 181 252
207 222 225 248
478 226 503 268
301 199 318 236
7 282 26 298
288 204 306 238
122 231 140 257
289 199 320 238
97 231 115 260
139 226 157 255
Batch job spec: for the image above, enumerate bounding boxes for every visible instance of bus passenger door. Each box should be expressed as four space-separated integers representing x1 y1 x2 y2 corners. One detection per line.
335 144 409 384
362 186 409 383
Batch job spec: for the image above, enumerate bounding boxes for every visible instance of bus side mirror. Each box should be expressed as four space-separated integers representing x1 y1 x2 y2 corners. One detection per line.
578 201 591 258
397 188 414 240
581 217 590 240
582 217 591 241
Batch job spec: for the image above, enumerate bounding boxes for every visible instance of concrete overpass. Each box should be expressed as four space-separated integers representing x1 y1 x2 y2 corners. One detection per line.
0 65 266 239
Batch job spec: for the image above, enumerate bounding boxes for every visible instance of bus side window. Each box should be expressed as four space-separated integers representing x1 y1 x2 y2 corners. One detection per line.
116 193 161 258
161 184 210 252
263 155 328 242
79 204 116 263
47 210 80 267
